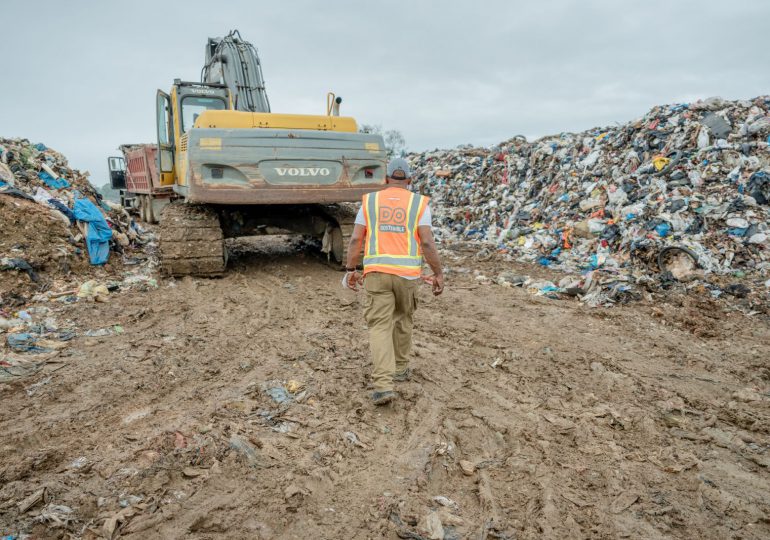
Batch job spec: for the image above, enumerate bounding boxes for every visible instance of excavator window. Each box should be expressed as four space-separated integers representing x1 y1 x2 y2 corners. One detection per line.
157 93 172 146
181 96 227 132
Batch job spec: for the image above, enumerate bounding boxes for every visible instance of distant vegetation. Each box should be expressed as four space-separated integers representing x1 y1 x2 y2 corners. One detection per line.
359 125 407 157
98 182 120 202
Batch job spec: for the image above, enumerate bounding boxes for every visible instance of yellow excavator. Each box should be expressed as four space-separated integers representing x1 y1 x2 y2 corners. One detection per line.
113 30 387 276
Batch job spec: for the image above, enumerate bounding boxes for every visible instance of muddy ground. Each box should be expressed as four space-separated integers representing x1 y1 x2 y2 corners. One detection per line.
1 238 769 539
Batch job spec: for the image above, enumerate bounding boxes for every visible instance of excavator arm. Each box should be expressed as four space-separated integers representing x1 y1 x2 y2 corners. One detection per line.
201 29 271 113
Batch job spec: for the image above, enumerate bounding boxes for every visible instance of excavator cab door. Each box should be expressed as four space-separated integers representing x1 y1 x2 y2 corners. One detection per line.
156 90 175 184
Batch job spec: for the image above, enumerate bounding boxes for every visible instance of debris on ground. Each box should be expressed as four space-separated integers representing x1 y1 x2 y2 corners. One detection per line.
0 137 156 308
0 236 768 538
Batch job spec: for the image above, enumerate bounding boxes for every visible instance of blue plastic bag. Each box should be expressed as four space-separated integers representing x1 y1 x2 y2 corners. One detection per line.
37 171 70 189
7 333 52 354
655 223 671 237
73 198 112 265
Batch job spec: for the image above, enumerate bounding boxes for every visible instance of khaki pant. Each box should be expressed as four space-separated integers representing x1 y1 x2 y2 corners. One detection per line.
364 272 418 392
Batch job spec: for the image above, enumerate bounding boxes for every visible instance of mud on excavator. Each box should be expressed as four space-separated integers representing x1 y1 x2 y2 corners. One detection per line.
109 30 387 276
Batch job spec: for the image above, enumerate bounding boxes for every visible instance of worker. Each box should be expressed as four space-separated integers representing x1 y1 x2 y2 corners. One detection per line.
343 157 444 405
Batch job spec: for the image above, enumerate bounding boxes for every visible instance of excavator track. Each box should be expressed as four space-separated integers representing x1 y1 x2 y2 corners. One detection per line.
322 203 358 267
160 202 226 277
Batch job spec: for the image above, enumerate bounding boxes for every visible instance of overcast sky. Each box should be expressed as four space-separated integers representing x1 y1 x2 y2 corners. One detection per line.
1 0 768 186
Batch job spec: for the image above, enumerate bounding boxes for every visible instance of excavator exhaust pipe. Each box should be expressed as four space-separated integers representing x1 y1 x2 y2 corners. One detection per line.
327 92 342 116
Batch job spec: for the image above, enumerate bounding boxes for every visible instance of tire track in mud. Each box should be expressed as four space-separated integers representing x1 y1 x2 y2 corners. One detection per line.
1 243 768 539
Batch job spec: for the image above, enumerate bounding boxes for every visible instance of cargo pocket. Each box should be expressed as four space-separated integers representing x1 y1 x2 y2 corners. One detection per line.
363 293 374 322
412 291 419 312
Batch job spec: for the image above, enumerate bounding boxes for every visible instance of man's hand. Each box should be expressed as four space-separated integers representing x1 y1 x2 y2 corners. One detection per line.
417 225 444 295
344 270 363 291
421 273 445 296
432 273 444 296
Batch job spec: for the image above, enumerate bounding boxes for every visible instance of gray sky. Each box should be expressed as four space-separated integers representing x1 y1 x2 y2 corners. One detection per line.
2 0 769 186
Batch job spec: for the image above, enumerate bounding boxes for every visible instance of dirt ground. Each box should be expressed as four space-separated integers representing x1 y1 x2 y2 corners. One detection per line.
1 238 769 539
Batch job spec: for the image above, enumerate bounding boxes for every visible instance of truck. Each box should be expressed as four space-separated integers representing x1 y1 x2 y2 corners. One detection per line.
108 30 387 276
108 145 175 223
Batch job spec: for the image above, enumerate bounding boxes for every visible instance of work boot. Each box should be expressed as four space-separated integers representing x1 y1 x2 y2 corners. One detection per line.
371 390 396 405
393 368 411 382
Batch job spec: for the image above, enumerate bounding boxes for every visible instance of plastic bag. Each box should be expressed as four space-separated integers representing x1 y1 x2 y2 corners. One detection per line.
73 198 112 265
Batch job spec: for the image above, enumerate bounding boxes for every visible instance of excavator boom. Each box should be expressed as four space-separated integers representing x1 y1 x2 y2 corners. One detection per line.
202 29 271 113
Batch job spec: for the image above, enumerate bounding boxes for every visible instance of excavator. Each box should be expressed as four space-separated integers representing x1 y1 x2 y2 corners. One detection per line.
112 30 387 276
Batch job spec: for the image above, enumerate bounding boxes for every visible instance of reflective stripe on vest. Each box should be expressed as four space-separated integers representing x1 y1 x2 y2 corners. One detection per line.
362 188 428 277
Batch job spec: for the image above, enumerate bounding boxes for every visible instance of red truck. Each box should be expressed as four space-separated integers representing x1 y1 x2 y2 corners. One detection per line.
107 144 176 223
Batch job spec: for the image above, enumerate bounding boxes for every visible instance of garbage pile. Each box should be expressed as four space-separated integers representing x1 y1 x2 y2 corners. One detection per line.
0 137 156 308
410 96 770 307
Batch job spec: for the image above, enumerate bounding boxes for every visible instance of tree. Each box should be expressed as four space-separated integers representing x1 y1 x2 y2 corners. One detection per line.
359 124 407 157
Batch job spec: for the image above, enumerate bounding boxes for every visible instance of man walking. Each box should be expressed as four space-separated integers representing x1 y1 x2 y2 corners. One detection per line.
343 158 444 405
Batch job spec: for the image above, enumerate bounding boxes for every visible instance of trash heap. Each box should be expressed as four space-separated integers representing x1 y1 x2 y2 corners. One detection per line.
0 137 156 308
410 96 770 306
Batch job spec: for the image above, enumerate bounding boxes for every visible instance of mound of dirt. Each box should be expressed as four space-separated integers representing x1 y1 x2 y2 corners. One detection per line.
0 196 91 305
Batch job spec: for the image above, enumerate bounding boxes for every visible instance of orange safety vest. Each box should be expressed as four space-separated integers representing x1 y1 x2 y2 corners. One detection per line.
362 186 429 278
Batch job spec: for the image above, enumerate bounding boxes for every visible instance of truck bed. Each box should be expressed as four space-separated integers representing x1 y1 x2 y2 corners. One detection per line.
121 144 173 196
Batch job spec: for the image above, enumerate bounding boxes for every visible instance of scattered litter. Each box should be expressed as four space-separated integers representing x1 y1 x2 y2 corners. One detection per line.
432 495 459 510
266 386 291 404
25 376 52 396
343 431 369 449
658 246 700 280
77 280 110 302
6 333 51 354
0 258 39 282
83 325 123 337
272 421 297 435
119 495 144 508
286 379 304 393
229 435 262 467
33 504 74 528
17 487 49 513
68 456 89 470
424 511 445 540
0 355 48 381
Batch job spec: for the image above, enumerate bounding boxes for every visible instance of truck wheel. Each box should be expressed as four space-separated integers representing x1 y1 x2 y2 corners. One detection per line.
160 202 226 277
139 195 148 223
146 194 156 224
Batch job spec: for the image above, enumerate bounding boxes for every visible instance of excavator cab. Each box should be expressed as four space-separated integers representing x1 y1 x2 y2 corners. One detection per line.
155 80 230 187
